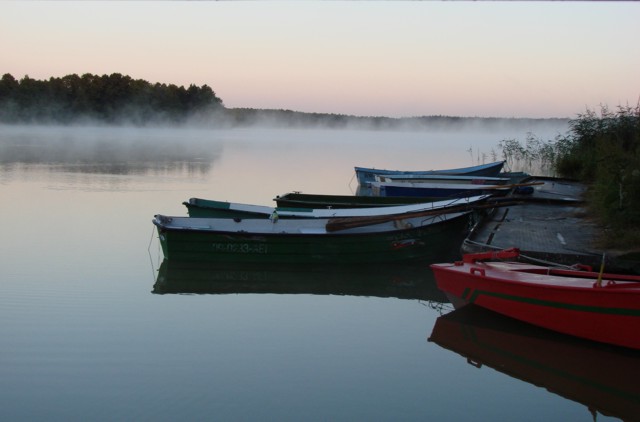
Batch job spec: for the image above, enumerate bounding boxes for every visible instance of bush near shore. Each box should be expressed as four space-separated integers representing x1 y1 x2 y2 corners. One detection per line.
501 105 640 248
556 105 640 248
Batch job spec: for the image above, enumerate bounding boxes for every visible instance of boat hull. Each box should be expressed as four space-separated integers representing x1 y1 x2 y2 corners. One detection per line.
430 259 640 350
155 213 471 264
355 161 505 186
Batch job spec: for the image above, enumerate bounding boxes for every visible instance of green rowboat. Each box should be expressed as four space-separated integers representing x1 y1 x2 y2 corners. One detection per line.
184 195 488 219
152 210 473 264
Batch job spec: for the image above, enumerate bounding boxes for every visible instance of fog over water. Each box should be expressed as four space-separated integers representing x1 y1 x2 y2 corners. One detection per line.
0 119 568 200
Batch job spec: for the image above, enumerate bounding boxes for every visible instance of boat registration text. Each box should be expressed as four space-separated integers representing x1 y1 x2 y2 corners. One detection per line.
211 243 268 254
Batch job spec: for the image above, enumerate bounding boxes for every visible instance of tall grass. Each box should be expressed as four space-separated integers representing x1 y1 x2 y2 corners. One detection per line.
498 133 560 176
558 105 640 246
497 104 640 247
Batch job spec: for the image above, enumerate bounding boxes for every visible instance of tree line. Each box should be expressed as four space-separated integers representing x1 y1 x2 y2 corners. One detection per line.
0 73 223 124
1 72 569 129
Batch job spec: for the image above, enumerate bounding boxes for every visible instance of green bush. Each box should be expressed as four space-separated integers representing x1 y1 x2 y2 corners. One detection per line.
556 105 640 245
499 104 640 247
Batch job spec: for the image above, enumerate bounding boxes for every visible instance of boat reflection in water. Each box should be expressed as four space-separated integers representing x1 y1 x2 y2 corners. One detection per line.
153 260 446 303
428 305 640 421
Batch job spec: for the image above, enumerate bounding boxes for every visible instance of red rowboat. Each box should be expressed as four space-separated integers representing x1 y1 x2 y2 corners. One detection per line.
430 248 640 350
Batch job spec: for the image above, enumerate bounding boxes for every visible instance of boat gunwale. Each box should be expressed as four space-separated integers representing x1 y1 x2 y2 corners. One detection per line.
354 160 506 176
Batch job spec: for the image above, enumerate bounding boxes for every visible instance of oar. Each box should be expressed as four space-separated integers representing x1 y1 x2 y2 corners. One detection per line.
325 200 520 232
477 181 545 190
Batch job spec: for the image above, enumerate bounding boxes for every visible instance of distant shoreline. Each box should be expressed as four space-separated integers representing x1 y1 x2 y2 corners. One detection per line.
0 110 570 131
221 108 569 130
0 111 570 131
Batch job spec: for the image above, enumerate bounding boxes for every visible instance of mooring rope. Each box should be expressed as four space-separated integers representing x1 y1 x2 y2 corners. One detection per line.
147 225 155 252
147 226 160 283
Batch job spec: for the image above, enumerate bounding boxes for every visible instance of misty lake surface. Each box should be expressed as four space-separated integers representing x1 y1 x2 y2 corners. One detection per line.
1 122 632 421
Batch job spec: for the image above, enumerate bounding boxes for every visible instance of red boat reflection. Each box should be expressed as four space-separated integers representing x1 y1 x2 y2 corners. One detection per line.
429 305 640 421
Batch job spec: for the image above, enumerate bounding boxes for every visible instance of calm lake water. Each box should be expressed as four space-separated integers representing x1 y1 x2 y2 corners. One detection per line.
2 122 635 421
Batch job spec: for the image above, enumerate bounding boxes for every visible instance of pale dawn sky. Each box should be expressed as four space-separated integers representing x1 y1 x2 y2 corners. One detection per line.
1 2 639 119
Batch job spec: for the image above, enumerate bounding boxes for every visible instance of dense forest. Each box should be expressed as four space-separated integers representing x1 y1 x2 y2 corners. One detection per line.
0 73 223 124
0 72 567 129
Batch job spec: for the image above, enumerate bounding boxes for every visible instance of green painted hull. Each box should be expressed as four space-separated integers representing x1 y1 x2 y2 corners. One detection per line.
155 214 470 264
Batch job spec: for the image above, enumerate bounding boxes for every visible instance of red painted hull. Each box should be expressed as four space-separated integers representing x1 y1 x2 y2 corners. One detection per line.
430 257 640 350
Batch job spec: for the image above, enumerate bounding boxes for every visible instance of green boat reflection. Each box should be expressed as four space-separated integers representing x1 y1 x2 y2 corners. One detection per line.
428 305 640 421
153 260 447 302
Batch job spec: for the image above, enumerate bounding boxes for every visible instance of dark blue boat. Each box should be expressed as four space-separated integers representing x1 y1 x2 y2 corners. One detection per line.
370 180 511 198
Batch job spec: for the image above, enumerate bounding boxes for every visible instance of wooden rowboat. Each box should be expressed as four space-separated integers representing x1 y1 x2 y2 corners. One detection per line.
273 192 443 209
184 195 488 219
152 207 474 264
430 248 640 350
355 160 505 186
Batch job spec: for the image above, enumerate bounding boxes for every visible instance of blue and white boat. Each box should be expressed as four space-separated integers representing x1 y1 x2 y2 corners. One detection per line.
374 174 510 185
355 161 505 187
